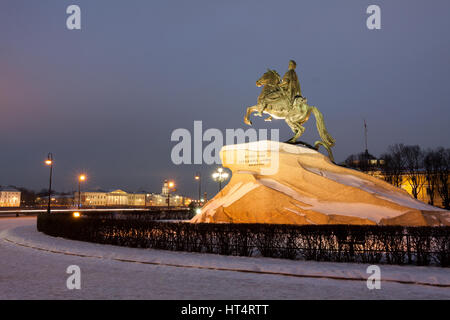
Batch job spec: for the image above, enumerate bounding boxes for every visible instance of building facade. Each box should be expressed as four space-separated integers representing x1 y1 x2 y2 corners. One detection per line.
75 189 134 207
386 172 448 208
0 187 21 207
74 185 191 208
145 193 189 207
343 156 449 208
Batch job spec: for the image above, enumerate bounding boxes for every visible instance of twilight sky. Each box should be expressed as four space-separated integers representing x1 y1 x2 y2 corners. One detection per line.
1 0 449 198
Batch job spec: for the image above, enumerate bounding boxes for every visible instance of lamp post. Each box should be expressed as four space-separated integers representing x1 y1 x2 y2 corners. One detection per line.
166 180 175 210
45 153 53 214
78 174 86 209
212 167 229 192
194 173 201 203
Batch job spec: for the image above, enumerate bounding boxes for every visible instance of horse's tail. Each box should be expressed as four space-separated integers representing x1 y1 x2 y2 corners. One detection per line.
310 106 336 148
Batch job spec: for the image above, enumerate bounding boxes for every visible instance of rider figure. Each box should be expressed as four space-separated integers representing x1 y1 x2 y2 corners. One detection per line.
280 60 302 104
263 60 303 122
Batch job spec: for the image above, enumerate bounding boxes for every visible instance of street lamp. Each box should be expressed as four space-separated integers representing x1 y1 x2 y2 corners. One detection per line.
166 180 175 210
45 153 53 214
194 173 201 203
78 174 86 209
212 167 229 192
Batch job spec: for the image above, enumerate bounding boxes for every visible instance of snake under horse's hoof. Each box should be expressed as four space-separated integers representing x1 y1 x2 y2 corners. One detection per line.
284 139 335 163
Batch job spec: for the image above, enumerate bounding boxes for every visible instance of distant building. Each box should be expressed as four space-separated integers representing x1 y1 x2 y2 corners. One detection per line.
0 187 21 207
128 192 146 206
74 189 136 207
145 192 191 207
73 184 191 208
343 150 385 170
342 152 448 208
35 194 74 207
145 181 192 207
162 181 169 196
105 189 129 206
146 193 166 206
386 172 448 208
80 191 108 206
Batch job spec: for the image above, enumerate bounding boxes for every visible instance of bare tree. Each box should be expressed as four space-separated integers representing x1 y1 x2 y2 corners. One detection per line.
423 149 440 205
383 144 407 188
344 150 381 175
435 148 450 209
357 152 374 173
380 153 394 184
403 145 425 199
344 154 357 169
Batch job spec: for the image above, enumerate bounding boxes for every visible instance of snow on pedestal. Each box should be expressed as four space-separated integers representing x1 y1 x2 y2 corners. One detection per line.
191 141 450 226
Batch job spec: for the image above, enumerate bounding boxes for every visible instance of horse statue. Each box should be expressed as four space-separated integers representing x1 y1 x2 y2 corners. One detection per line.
244 69 336 162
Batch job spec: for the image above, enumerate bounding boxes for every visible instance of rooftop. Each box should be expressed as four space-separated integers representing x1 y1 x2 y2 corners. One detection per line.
0 186 21 192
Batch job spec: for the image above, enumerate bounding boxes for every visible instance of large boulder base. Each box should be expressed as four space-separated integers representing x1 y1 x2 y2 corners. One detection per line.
191 141 449 226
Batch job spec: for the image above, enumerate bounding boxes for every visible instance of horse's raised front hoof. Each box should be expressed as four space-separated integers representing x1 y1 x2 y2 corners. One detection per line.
244 118 252 126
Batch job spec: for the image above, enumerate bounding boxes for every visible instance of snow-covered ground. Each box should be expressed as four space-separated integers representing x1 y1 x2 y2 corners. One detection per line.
0 217 449 299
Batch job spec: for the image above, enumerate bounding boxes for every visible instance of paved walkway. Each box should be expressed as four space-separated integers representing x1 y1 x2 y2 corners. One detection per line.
0 217 449 299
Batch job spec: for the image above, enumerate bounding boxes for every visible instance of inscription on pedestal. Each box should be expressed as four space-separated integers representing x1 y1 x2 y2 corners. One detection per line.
237 151 272 167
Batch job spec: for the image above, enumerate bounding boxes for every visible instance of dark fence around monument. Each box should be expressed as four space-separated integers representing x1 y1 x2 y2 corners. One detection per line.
37 212 450 267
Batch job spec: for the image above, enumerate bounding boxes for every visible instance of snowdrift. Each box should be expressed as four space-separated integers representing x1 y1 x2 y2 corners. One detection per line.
191 141 450 226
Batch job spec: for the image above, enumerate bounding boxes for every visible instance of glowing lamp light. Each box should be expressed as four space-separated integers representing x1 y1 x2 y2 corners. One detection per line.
45 159 52 165
212 167 229 191
73 212 81 218
195 208 202 215
79 175 86 181
168 181 175 188
212 170 229 180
